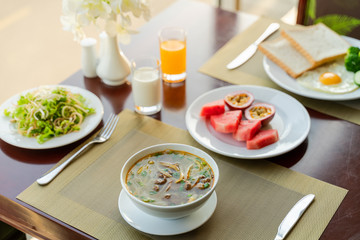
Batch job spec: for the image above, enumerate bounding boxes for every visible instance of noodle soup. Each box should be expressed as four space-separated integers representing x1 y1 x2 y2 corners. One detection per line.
125 149 214 206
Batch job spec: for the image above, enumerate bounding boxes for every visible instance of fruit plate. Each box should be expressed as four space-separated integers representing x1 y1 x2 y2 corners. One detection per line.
263 36 360 101
185 85 310 159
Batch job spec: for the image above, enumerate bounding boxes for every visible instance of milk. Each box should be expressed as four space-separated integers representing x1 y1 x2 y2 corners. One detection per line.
132 66 161 109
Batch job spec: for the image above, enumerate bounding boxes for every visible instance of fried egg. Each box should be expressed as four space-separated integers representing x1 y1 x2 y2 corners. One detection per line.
297 59 358 94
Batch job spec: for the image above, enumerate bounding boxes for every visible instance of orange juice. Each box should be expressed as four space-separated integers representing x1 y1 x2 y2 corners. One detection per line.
160 39 186 76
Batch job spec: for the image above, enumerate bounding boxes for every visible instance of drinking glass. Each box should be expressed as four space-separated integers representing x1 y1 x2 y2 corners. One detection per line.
131 56 162 115
159 27 187 83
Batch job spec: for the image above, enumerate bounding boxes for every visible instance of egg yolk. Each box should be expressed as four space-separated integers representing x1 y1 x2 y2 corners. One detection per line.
319 72 342 85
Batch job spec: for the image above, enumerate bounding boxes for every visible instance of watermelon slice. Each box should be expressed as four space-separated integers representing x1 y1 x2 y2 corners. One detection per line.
246 129 279 149
210 110 242 133
200 99 225 117
233 120 261 141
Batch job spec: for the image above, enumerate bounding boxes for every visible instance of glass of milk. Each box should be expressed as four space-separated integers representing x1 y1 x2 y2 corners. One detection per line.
131 56 162 115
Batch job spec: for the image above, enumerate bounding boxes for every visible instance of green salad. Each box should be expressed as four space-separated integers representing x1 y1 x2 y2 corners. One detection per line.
4 87 95 144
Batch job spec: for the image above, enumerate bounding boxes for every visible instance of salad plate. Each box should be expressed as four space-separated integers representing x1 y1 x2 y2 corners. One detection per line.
185 85 310 159
118 190 217 236
0 85 104 149
263 36 360 101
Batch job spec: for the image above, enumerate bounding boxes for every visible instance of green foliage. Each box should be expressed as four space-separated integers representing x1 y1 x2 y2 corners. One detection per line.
314 14 360 35
306 0 317 21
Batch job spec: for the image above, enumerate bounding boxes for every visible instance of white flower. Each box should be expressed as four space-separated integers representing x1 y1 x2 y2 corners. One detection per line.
61 0 150 43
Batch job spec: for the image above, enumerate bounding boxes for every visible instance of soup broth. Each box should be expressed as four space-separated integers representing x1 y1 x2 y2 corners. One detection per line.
126 149 214 206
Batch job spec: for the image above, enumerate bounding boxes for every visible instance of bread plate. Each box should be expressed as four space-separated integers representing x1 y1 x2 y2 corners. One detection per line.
0 85 104 149
185 85 310 159
263 36 360 101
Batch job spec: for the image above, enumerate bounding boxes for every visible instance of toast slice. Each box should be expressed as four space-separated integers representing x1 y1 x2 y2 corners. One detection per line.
281 23 349 66
258 36 314 78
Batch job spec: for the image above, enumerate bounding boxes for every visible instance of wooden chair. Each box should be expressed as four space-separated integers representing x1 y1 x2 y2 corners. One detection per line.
297 0 360 38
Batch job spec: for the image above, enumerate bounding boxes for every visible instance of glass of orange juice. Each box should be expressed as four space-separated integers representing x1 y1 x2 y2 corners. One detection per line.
159 27 186 83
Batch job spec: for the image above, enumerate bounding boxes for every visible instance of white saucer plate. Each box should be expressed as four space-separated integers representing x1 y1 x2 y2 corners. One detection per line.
0 85 104 149
185 85 310 159
263 36 360 101
118 190 217 236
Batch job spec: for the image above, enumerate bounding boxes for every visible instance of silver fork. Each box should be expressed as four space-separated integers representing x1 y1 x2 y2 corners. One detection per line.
36 113 119 186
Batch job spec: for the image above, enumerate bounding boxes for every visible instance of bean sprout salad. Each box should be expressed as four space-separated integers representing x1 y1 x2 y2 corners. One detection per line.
4 87 95 144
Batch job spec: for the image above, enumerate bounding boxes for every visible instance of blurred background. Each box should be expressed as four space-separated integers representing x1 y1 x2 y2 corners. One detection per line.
0 0 297 104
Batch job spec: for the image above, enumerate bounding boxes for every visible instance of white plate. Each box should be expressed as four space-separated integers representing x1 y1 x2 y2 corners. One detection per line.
0 85 104 149
263 36 360 101
118 190 217 236
185 85 310 159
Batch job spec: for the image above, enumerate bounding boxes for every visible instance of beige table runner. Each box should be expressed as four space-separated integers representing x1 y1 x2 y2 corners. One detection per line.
17 109 347 239
199 17 360 125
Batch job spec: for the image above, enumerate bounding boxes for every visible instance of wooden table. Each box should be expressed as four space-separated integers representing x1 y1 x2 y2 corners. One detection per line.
1 1 359 239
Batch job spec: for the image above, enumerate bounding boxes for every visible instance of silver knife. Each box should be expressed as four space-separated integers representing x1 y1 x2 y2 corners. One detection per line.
226 22 280 69
274 194 315 240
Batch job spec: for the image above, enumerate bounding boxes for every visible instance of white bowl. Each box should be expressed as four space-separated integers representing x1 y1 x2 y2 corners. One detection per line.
120 143 219 219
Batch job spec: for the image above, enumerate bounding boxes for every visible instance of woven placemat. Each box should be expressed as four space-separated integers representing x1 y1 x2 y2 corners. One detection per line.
199 17 360 125
17 109 347 239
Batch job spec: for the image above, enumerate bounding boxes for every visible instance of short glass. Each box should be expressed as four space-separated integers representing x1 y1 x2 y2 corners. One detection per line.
158 27 187 83
131 56 162 115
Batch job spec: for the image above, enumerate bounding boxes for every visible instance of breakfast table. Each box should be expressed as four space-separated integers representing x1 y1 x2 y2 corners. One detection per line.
1 0 360 239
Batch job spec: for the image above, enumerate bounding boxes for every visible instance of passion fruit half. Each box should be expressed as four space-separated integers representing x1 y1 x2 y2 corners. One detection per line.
244 103 275 125
224 91 254 110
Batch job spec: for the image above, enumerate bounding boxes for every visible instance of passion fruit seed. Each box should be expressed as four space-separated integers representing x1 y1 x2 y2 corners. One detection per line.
227 94 249 106
250 106 272 119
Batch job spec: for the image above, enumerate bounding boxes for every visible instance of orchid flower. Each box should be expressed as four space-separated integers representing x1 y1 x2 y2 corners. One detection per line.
61 0 150 43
